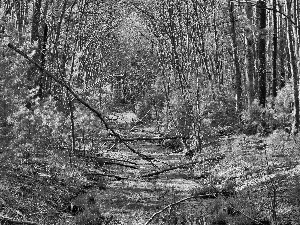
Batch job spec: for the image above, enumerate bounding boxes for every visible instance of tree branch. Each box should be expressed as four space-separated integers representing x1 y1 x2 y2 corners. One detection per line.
98 135 189 142
141 155 225 178
144 194 216 225
7 43 154 162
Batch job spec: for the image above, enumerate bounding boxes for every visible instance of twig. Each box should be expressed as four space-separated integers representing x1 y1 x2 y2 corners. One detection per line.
144 194 214 225
7 43 154 162
141 155 225 178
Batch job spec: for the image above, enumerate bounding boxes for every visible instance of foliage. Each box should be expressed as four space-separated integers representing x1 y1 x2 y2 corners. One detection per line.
240 82 295 135
7 96 69 153
75 207 113 225
135 89 165 124
201 92 238 135
273 82 294 128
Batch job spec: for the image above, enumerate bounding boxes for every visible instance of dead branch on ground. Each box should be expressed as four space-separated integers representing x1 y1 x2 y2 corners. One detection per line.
0 216 38 225
141 155 225 178
144 194 217 225
98 136 189 142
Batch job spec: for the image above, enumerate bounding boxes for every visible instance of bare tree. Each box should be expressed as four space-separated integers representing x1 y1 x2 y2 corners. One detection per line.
245 0 255 109
286 0 299 133
272 0 277 97
256 0 267 107
229 0 242 112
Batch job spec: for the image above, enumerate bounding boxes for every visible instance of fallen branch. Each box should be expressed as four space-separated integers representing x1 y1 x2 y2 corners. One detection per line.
77 154 138 168
98 136 189 142
8 43 154 162
144 194 216 225
0 216 38 225
85 172 127 180
141 155 225 178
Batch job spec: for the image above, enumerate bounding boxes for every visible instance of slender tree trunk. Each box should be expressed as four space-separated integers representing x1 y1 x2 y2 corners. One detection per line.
13 0 24 44
68 94 74 166
278 3 286 89
272 0 277 98
286 0 300 133
257 0 267 107
31 0 42 43
26 0 42 109
297 0 300 60
245 0 255 109
229 0 242 112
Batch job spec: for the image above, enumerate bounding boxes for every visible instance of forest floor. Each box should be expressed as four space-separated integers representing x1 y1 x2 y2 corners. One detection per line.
1 122 300 224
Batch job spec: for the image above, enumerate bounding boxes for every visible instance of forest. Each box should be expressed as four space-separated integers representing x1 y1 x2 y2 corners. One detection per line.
0 0 300 224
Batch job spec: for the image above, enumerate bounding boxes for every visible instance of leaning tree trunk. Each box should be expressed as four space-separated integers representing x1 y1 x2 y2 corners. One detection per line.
257 0 267 107
229 0 242 112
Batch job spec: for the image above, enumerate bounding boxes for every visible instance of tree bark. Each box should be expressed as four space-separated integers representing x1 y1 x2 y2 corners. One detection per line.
278 3 286 89
257 0 267 107
13 0 24 44
229 0 242 112
272 0 277 98
286 0 300 133
245 0 255 109
31 0 42 44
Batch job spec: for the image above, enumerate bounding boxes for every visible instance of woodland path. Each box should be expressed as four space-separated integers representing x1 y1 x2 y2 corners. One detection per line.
88 128 204 224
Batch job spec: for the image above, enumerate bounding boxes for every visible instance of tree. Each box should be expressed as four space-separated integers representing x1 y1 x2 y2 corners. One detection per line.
229 0 242 112
245 0 255 109
256 0 267 107
272 0 277 98
286 0 299 133
278 3 286 89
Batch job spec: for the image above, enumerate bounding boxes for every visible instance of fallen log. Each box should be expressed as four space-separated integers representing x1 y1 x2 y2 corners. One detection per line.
141 155 225 178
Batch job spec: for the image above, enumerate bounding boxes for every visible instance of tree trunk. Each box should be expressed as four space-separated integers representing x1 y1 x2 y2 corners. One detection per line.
245 0 255 109
229 0 242 112
31 0 42 44
272 0 277 98
278 3 286 89
257 0 267 107
286 0 300 133
13 0 24 44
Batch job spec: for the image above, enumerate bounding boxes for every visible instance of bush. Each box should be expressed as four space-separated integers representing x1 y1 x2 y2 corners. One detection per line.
241 82 294 135
241 100 278 135
75 207 113 225
7 96 69 153
135 90 165 124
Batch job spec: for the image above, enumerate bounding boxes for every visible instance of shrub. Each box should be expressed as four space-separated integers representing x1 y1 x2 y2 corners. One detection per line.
241 82 294 135
7 96 69 155
75 207 113 225
241 100 278 135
